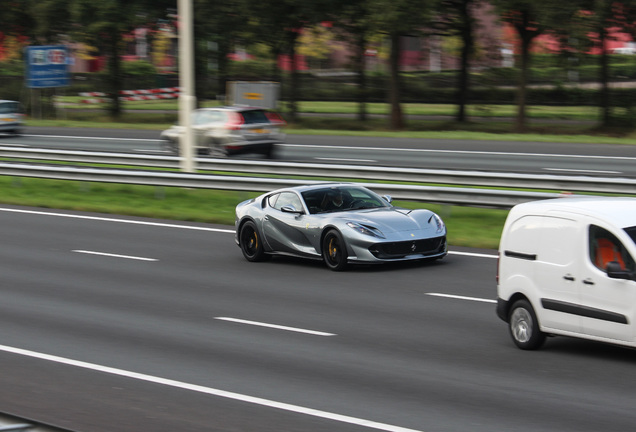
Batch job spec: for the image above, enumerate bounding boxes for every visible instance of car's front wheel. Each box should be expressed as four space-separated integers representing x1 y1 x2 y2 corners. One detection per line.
322 229 348 271
209 138 228 157
239 221 267 262
508 299 546 350
163 137 179 155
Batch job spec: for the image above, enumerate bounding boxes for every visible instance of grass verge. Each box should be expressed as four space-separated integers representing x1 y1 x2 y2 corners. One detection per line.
1 176 506 250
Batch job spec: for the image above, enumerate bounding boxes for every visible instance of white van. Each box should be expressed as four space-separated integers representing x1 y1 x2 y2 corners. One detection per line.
496 197 636 350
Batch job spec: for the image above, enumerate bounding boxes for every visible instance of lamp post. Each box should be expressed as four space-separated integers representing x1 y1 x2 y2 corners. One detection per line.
178 0 196 172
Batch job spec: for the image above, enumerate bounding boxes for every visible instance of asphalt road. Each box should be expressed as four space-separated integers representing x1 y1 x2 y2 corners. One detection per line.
2 126 636 177
2 205 636 431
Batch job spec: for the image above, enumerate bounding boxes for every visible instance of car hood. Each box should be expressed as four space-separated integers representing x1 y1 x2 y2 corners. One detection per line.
333 208 437 234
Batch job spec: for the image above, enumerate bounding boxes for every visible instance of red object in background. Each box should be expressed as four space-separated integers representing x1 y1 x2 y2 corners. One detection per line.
277 54 308 71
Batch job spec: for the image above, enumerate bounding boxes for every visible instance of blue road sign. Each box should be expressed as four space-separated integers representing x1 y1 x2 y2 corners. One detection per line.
26 45 70 88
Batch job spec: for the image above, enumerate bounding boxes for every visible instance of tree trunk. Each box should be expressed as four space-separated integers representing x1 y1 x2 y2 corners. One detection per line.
456 0 472 123
355 31 368 122
288 31 299 123
107 33 122 119
599 27 611 126
388 32 403 130
515 15 533 132
217 39 230 101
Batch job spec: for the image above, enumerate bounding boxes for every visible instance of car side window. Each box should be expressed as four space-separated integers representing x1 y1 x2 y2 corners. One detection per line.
266 193 279 208
589 225 635 273
273 192 303 212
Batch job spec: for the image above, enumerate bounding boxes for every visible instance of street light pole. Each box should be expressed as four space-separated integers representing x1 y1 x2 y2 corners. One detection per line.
178 0 196 172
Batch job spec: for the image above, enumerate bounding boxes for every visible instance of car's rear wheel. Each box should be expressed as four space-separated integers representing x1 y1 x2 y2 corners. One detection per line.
322 229 348 271
508 299 546 350
239 221 267 262
263 144 276 159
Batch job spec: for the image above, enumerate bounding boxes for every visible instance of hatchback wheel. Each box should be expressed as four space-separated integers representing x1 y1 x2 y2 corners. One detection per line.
322 229 348 271
239 221 267 262
209 139 228 157
508 299 545 350
163 137 179 155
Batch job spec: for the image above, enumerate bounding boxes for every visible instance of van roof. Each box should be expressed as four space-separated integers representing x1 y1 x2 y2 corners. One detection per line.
511 197 636 228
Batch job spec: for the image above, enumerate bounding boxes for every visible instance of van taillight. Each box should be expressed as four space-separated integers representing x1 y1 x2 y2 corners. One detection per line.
226 112 244 130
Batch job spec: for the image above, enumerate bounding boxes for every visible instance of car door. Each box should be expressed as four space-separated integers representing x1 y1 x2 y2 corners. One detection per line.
261 192 318 257
533 214 582 333
578 222 636 342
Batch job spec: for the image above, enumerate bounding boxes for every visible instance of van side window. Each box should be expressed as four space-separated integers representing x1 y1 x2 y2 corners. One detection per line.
589 225 635 272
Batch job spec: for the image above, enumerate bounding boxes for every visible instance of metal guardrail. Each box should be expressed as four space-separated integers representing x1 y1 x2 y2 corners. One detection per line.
0 146 632 208
0 425 33 431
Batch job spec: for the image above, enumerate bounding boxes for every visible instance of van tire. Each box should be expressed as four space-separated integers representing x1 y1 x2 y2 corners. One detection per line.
508 299 545 350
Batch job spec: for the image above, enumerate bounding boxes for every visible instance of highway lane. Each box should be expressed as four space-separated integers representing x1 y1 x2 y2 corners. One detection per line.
2 126 636 177
2 206 636 431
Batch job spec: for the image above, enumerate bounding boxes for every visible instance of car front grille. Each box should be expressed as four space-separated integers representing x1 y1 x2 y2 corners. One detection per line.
369 236 446 259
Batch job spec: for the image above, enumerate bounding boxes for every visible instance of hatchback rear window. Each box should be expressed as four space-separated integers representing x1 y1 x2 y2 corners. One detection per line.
240 110 269 124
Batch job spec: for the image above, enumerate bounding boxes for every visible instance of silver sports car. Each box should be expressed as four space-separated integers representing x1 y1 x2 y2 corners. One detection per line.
235 183 447 271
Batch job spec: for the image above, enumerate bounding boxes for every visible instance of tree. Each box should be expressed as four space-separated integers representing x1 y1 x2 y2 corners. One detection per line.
493 0 557 131
71 0 151 118
248 0 331 122
435 0 483 123
369 0 433 130
331 0 374 121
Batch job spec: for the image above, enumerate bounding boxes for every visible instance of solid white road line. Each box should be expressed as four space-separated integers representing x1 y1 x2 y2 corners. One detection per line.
448 251 497 259
426 293 496 304
0 207 234 233
315 157 378 163
72 250 157 262
0 344 424 432
0 207 499 260
282 143 636 162
215 317 336 336
23 134 157 142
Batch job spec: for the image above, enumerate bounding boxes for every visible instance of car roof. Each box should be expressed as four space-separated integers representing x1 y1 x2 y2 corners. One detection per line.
512 196 636 228
267 183 354 195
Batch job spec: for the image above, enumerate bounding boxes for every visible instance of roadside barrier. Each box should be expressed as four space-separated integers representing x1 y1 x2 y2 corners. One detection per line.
0 147 633 209
79 87 181 103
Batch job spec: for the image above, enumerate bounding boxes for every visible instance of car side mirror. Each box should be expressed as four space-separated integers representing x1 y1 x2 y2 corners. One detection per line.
281 205 303 215
382 195 392 203
606 261 634 280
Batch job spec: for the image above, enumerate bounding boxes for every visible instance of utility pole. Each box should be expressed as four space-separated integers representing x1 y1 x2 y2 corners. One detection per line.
178 0 196 172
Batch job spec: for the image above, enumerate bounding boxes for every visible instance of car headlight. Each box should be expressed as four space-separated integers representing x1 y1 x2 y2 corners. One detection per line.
346 222 385 238
429 213 445 234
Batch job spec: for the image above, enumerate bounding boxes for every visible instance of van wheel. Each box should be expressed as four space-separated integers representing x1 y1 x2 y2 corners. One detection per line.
508 299 545 350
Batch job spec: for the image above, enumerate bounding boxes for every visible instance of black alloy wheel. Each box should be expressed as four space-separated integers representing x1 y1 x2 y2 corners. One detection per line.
322 229 348 271
239 221 267 262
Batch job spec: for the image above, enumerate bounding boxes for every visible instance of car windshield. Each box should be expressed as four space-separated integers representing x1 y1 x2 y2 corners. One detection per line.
0 102 19 114
301 186 391 214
